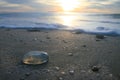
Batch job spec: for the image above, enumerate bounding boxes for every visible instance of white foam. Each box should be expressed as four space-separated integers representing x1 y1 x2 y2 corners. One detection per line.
0 12 120 36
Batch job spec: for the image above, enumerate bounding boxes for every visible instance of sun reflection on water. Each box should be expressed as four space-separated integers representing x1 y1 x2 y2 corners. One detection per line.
60 16 76 26
58 13 78 28
59 15 79 29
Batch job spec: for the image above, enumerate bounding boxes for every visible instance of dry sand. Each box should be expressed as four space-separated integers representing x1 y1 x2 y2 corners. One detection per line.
0 28 120 80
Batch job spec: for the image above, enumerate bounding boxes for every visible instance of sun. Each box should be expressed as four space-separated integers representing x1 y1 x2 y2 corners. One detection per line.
58 0 80 12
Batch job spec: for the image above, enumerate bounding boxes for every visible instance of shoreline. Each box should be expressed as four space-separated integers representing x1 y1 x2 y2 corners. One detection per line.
0 26 120 37
0 28 120 80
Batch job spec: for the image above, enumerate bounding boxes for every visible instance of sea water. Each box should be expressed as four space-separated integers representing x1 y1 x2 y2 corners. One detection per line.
0 12 120 35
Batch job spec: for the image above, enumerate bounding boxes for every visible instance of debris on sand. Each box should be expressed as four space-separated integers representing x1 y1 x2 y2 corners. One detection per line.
27 29 41 32
92 66 100 72
96 35 105 39
23 51 49 65
73 31 83 34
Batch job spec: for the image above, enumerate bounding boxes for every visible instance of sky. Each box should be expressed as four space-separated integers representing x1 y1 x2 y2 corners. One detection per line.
0 0 120 13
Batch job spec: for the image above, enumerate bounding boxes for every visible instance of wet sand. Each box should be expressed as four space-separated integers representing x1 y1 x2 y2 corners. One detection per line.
0 28 120 80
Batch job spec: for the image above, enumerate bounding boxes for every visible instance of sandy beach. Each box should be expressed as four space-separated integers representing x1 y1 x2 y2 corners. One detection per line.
0 28 120 80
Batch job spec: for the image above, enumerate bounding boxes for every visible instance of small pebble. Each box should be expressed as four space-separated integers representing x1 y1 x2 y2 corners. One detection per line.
47 69 50 72
58 77 63 80
63 47 66 49
96 39 100 41
61 71 66 75
34 38 37 41
25 72 30 76
96 35 105 39
46 37 50 39
7 72 13 74
23 42 26 45
74 31 82 34
81 70 86 73
40 40 43 42
27 29 40 32
75 47 78 49
20 40 23 42
55 67 60 71
92 66 99 72
109 74 113 77
45 31 48 33
88 70 92 73
56 37 59 39
68 53 73 56
20 77 25 80
82 45 86 47
69 70 74 75
63 40 67 43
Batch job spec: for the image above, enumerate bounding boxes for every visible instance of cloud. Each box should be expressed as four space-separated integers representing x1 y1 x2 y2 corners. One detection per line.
85 0 120 13
0 0 34 12
2 0 31 4
0 0 120 13
0 0 60 12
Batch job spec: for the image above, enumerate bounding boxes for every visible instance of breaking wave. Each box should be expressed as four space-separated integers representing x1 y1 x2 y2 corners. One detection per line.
0 22 120 36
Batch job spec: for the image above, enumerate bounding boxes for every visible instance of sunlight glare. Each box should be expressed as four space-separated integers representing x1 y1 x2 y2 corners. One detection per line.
59 13 78 27
58 0 80 11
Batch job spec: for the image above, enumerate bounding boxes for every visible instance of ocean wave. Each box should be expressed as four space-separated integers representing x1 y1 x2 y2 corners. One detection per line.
79 20 120 24
73 26 120 36
0 23 120 36
35 22 67 29
0 23 67 30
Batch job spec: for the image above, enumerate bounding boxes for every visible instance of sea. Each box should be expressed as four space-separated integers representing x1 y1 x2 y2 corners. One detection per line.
0 12 120 36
